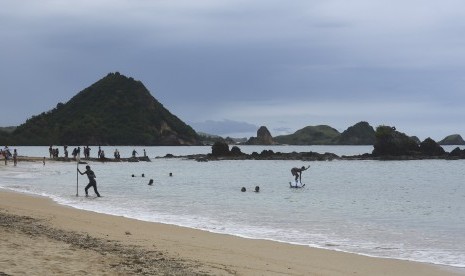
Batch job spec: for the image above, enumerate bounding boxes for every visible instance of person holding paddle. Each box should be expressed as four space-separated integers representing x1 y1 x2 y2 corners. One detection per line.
78 165 101 197
291 165 310 183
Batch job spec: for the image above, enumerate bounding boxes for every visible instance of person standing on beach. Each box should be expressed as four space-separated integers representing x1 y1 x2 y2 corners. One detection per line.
3 146 11 165
291 165 310 183
13 149 18 166
78 165 101 197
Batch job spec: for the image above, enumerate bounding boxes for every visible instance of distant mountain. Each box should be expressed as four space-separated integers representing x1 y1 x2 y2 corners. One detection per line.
336 121 375 145
439 134 465 145
7 72 200 146
274 125 340 145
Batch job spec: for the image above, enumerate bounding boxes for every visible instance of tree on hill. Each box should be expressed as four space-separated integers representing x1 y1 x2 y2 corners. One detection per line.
274 125 340 145
10 72 200 146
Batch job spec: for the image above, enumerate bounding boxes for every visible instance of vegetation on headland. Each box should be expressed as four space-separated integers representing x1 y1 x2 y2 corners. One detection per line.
274 125 341 145
1 73 200 146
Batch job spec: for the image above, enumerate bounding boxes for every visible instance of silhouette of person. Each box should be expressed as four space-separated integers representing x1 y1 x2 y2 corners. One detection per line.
13 149 17 166
291 165 310 183
78 165 101 197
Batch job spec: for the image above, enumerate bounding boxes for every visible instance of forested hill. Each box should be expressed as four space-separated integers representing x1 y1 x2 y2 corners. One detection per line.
6 72 200 146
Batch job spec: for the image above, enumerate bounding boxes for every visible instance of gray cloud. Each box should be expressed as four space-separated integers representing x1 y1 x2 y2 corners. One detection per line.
2 0 465 141
190 119 258 137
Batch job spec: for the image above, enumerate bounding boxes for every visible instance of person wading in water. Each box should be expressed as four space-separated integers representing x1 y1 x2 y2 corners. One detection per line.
78 165 101 197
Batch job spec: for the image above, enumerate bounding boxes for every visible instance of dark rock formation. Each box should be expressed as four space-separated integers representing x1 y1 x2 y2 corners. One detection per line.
230 146 243 156
245 126 277 145
410 136 421 144
337 121 375 145
449 147 465 158
372 126 419 156
211 141 230 156
419 138 446 156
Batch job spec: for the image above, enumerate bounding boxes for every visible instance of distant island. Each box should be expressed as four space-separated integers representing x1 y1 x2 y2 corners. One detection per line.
167 125 465 161
1 72 464 147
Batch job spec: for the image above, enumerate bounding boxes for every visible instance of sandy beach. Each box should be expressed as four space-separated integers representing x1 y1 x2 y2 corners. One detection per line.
0 190 463 276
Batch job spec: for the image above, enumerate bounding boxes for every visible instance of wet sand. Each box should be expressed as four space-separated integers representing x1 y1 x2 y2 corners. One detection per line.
0 190 463 276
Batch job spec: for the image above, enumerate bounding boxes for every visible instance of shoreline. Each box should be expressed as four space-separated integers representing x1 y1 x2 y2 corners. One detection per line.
1 189 463 275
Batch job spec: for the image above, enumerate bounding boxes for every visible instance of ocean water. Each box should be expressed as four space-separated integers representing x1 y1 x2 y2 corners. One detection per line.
1 146 465 269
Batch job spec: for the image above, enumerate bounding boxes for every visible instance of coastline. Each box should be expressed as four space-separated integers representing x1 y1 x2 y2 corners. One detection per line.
1 189 463 275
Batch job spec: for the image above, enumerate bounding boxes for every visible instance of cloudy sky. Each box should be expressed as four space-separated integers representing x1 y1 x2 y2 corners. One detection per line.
2 0 465 140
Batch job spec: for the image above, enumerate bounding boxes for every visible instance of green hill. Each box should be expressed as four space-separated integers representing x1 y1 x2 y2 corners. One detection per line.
439 134 465 145
7 72 200 146
274 125 340 145
336 121 375 145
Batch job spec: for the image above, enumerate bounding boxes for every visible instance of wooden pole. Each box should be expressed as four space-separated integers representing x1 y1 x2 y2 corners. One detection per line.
76 154 80 197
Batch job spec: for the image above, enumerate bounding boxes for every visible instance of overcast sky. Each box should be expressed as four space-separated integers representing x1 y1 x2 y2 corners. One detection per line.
2 0 465 140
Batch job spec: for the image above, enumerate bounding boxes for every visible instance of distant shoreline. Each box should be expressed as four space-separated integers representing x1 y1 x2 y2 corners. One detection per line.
2 156 151 163
3 151 465 164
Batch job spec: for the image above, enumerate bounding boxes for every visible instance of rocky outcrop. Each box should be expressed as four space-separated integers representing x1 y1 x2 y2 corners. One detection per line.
372 126 448 158
337 121 375 145
372 126 420 156
419 138 446 156
245 126 277 145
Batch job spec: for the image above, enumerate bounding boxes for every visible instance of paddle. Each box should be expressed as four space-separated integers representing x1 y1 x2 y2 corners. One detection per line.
76 153 87 196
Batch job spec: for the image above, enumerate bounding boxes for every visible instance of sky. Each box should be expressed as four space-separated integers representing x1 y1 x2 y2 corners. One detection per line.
2 0 465 140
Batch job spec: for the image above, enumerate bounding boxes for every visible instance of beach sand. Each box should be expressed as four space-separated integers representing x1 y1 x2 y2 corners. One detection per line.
0 190 463 276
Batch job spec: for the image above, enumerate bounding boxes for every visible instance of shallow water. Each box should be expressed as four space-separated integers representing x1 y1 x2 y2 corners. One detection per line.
1 146 465 268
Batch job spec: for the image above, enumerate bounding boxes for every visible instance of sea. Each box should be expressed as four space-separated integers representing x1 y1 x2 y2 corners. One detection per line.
1 145 465 270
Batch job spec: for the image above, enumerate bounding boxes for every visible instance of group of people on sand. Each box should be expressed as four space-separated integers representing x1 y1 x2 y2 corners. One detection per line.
46 145 145 161
48 146 62 158
1 146 18 166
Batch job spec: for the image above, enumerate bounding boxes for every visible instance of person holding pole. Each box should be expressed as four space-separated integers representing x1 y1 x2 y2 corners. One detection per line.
78 165 101 197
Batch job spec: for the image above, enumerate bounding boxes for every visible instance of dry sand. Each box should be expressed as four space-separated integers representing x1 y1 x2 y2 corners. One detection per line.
0 190 463 276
